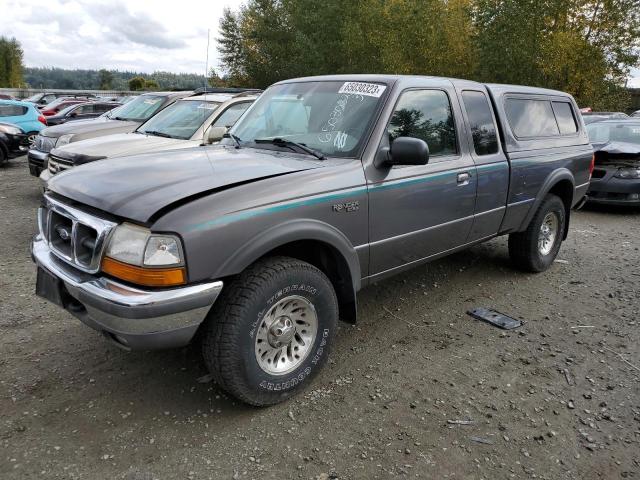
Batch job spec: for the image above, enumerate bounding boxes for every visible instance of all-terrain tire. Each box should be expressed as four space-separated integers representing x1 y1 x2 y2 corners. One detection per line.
508 194 566 273
201 256 338 406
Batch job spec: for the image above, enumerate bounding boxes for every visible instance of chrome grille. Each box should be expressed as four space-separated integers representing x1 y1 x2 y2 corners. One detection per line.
35 135 56 153
48 154 74 175
38 195 117 273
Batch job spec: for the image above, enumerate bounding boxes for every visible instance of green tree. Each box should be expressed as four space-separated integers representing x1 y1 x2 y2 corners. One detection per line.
128 76 146 91
144 79 159 90
0 36 24 88
98 69 113 89
217 0 640 110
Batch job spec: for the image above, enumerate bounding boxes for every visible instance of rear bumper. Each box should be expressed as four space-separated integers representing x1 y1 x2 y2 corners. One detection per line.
31 235 223 350
28 149 48 177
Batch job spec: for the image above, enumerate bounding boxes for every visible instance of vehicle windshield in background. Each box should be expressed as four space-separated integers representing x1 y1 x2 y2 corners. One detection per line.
24 93 42 102
230 81 388 158
587 122 640 145
110 95 166 122
137 100 220 139
56 104 79 116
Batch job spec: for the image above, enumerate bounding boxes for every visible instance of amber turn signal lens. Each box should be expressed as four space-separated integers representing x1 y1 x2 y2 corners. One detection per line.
102 257 186 287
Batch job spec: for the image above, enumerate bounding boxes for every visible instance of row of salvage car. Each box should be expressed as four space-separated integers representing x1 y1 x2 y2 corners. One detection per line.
27 88 261 183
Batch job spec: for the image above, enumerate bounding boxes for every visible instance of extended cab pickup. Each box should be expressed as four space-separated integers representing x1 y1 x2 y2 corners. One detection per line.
31 75 593 406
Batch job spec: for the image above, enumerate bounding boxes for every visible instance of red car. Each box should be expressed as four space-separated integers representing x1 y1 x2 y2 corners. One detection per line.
40 98 90 116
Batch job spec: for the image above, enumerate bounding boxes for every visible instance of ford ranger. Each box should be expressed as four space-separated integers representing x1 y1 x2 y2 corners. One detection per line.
31 75 593 406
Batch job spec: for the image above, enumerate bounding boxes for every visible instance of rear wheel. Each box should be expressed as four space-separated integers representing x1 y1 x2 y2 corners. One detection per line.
508 194 566 272
201 256 338 406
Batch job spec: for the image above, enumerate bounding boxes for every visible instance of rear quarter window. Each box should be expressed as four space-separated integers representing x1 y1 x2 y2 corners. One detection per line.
0 105 28 117
552 102 578 134
505 98 559 138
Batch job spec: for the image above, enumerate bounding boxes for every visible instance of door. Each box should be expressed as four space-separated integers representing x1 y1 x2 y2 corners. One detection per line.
71 104 97 120
367 88 478 277
455 87 509 241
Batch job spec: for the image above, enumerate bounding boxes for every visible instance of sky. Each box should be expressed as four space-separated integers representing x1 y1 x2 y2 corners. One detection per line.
1 0 245 74
1 0 639 87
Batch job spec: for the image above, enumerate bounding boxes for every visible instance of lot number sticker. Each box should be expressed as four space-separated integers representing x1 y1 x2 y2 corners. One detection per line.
338 82 386 98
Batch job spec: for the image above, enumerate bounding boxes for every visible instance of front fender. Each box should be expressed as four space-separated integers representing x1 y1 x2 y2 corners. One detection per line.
217 218 362 291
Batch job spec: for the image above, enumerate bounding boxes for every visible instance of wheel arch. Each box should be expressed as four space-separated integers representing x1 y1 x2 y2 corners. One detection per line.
217 219 361 323
520 169 575 239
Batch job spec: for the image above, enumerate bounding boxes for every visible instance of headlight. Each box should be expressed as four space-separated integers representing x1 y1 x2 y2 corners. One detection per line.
56 134 74 147
614 167 640 179
102 223 186 286
0 124 22 135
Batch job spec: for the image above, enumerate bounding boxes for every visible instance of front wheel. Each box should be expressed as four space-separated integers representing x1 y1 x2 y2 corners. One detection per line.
26 131 38 149
508 194 566 272
201 256 338 406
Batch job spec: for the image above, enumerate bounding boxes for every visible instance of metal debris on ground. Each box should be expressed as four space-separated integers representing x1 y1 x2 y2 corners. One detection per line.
467 307 522 330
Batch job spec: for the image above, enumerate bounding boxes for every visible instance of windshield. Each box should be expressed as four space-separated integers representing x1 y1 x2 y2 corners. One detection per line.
229 81 388 158
137 100 220 139
25 93 43 102
587 122 640 145
110 95 166 122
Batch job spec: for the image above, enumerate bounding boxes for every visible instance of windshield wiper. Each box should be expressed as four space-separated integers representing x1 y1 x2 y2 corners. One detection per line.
143 130 173 138
254 138 326 160
222 132 242 148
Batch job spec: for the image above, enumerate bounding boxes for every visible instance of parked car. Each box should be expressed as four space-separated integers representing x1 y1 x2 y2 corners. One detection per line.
41 92 256 182
0 93 14 100
0 99 47 146
45 102 121 126
24 92 95 107
586 119 640 205
32 75 592 406
0 122 30 163
581 111 628 125
27 91 192 177
40 97 91 117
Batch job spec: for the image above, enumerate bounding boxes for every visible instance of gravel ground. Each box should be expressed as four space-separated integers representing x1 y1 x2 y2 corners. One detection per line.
1 155 639 480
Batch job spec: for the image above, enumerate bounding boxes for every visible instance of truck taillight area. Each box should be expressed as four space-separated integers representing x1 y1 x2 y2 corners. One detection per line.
589 153 595 177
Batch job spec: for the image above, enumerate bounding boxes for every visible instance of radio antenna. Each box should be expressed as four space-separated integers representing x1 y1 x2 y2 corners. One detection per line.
203 28 211 146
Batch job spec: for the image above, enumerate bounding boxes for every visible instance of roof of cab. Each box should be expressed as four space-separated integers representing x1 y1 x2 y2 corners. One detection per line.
0 98 37 108
275 74 574 98
181 93 258 103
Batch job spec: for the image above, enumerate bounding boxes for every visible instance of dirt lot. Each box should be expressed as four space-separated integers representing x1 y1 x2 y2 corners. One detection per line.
1 155 639 480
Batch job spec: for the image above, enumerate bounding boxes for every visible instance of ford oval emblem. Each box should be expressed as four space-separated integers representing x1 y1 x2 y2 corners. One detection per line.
56 226 71 241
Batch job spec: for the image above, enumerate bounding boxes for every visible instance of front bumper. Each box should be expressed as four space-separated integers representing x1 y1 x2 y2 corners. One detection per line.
28 149 49 177
39 168 52 188
31 236 223 350
587 169 640 206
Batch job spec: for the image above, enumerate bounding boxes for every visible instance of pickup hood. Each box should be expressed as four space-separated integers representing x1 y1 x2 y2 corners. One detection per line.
48 146 323 223
53 133 197 161
40 116 139 140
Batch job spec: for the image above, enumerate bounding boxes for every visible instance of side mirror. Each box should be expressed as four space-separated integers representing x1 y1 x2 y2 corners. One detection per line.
69 112 78 118
376 137 429 167
207 126 227 144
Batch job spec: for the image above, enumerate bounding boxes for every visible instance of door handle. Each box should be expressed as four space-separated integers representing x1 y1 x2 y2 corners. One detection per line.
457 172 471 185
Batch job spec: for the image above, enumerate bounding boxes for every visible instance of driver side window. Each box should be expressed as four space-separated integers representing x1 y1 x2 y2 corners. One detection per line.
386 90 457 157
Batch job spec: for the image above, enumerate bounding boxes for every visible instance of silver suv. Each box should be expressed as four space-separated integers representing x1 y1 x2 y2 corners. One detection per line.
27 92 192 177
40 91 258 184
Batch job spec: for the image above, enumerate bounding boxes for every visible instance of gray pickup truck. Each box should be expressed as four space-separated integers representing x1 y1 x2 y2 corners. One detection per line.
32 75 593 406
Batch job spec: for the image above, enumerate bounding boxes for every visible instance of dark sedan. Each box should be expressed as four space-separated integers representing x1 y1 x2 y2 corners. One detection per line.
0 122 29 164
45 102 122 126
586 119 640 206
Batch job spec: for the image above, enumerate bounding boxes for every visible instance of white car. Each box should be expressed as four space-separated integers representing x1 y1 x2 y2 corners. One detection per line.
41 91 258 185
